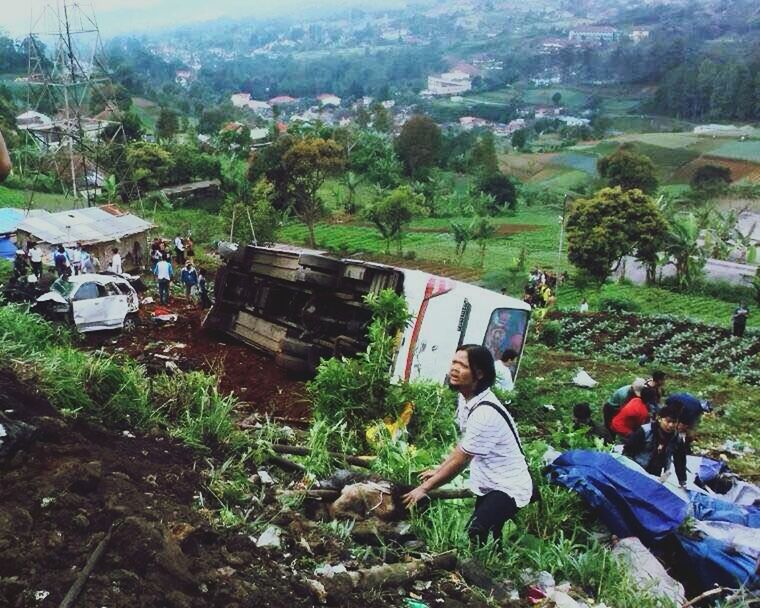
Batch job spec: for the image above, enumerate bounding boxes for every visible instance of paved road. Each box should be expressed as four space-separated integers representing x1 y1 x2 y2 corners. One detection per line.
616 256 757 286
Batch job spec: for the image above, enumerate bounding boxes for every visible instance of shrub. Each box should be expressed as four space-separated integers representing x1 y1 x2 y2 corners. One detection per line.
540 320 562 346
598 296 640 313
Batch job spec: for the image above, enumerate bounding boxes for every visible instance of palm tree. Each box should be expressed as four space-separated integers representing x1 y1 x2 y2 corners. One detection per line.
665 213 705 287
343 171 362 215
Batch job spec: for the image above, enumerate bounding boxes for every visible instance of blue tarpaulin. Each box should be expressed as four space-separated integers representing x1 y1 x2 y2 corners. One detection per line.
689 491 760 528
548 450 760 592
548 450 688 542
675 534 759 590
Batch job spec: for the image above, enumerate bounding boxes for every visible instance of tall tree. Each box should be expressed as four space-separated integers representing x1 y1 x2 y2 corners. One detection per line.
282 137 345 247
222 178 280 246
566 187 667 284
511 128 528 151
597 146 658 194
395 115 441 179
469 131 499 176
156 107 179 141
363 185 427 254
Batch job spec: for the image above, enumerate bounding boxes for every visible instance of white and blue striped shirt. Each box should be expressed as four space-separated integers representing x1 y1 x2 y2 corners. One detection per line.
456 388 532 507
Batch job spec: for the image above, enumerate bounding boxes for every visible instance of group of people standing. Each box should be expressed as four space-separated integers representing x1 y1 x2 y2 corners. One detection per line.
523 268 560 309
11 242 122 282
150 235 209 308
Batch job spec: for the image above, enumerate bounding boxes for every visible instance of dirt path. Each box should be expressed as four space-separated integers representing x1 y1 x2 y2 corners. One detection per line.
0 371 489 608
85 299 310 421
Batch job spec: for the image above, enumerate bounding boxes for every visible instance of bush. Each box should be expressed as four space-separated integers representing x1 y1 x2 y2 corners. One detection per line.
598 296 640 313
659 276 754 305
540 320 562 346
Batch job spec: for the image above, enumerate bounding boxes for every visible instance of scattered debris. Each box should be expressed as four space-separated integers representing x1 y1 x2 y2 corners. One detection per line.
255 525 284 549
612 537 686 604
572 369 598 388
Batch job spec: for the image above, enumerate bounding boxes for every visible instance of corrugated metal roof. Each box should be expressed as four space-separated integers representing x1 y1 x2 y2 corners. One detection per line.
0 208 24 235
16 206 154 245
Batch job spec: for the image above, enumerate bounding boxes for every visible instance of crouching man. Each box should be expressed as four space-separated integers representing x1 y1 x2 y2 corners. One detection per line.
622 403 687 488
403 345 533 546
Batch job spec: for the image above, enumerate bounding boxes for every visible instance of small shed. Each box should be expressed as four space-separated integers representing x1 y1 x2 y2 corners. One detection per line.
0 208 25 259
16 205 154 271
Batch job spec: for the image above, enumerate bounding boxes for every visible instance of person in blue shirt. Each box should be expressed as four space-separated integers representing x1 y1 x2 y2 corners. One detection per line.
180 260 198 301
153 253 173 305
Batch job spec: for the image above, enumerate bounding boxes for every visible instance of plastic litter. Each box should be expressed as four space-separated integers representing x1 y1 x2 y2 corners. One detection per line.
572 369 598 388
611 537 685 604
255 525 283 548
314 563 348 578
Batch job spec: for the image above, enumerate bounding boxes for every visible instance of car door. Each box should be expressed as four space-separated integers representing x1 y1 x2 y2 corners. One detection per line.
71 282 109 331
101 281 131 328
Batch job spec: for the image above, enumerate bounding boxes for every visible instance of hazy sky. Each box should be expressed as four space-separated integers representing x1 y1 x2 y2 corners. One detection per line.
3 0 405 38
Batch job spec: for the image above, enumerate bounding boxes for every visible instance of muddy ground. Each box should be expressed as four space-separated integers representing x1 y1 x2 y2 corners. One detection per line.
85 297 310 421
0 370 491 608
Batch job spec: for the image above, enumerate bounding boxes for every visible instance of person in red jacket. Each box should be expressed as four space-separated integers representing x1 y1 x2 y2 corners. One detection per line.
610 385 658 438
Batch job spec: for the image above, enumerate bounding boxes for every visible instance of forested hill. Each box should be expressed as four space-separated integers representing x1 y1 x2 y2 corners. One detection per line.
1 0 759 122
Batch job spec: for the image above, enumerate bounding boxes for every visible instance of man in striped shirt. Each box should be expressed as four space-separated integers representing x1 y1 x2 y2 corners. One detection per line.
403 345 533 545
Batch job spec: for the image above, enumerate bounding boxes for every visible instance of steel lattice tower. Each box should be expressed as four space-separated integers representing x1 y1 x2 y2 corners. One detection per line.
24 0 127 208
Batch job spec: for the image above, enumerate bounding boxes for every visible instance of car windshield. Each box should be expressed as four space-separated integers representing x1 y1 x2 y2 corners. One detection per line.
51 277 74 298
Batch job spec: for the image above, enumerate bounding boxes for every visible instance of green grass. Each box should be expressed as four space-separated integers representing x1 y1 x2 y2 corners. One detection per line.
279 206 564 275
519 87 588 109
710 140 760 163
0 185 80 211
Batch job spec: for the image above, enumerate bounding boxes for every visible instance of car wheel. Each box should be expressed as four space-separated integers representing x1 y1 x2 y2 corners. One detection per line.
274 352 310 375
122 314 139 334
298 253 341 273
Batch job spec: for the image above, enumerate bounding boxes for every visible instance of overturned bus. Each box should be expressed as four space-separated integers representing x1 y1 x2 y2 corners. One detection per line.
203 245 531 383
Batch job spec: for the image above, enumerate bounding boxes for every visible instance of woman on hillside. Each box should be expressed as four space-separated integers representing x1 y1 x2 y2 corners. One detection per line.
402 345 533 546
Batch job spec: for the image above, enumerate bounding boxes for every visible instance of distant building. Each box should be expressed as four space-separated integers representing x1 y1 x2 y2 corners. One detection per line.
230 93 272 115
175 69 194 86
531 75 562 87
557 116 590 126
535 106 562 119
425 71 472 96
459 116 489 130
568 26 618 43
317 93 341 107
269 95 298 106
630 27 652 43
231 93 252 108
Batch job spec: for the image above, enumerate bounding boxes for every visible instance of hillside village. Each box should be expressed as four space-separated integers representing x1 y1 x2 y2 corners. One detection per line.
0 0 759 607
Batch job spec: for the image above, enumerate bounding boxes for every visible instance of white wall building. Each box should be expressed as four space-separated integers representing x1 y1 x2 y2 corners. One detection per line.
425 71 472 96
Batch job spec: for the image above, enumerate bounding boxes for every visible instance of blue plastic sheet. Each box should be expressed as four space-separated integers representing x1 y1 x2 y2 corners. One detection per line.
675 534 759 590
548 450 688 542
548 450 760 593
690 491 760 528
697 457 726 483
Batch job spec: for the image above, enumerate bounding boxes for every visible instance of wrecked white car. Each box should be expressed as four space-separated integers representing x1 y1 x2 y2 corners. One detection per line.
34 274 140 333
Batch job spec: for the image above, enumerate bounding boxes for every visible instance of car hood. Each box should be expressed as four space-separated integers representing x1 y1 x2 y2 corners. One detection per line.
36 291 68 305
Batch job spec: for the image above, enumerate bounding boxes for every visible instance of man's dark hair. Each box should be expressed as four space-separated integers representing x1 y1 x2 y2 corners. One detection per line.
658 402 682 421
500 348 519 362
112 247 118 254
640 385 657 404
573 402 591 421
456 344 496 394
651 370 666 383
